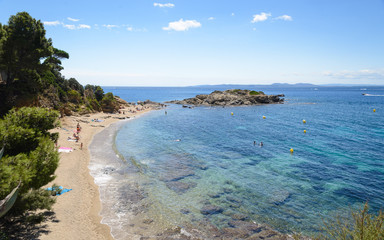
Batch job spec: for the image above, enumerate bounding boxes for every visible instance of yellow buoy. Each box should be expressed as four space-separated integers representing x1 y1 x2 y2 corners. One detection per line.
290 148 294 154
231 112 234 116
303 119 306 124
263 116 266 119
373 109 376 112
304 130 307 133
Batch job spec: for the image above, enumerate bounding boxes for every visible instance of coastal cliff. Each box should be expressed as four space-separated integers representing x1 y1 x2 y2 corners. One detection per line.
167 89 284 106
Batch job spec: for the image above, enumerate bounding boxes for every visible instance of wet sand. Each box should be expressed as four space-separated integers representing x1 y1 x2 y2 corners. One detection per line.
40 107 153 240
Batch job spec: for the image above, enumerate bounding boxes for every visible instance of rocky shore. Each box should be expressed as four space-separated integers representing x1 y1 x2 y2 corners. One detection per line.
167 89 284 106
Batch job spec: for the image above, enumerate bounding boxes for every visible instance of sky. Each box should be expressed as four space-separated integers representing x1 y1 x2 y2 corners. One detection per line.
1 0 384 86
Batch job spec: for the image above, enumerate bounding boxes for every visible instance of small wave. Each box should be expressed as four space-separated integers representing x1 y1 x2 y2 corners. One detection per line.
362 94 384 96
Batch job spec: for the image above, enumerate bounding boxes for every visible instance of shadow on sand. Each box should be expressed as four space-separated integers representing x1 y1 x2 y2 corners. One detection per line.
0 211 58 240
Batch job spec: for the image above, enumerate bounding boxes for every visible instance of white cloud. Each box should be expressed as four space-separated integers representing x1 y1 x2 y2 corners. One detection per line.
63 24 76 30
275 15 293 21
154 3 175 8
103 24 119 29
127 27 133 31
208 17 215 20
231 13 235 16
43 21 61 26
251 12 271 23
78 24 91 29
163 19 201 31
67 17 80 22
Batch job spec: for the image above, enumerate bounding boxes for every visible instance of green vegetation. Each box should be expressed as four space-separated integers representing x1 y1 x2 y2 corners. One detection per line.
249 90 265 95
315 203 384 240
0 12 118 116
0 11 122 222
0 107 59 216
227 89 265 95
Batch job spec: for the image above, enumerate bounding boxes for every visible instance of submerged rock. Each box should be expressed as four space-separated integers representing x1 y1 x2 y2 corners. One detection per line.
208 192 222 199
270 190 291 205
200 205 224 215
231 213 249 221
165 181 197 194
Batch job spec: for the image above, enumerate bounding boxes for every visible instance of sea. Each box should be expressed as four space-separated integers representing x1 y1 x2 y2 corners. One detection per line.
89 85 384 239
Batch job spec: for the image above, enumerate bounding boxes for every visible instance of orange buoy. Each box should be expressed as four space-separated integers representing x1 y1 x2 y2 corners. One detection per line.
290 148 294 154
263 116 266 119
304 130 307 133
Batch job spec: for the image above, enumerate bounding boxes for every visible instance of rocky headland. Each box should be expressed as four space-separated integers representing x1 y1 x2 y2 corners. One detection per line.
167 89 284 106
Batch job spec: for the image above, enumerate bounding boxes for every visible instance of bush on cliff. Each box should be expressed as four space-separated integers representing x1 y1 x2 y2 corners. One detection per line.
315 203 384 240
0 107 59 216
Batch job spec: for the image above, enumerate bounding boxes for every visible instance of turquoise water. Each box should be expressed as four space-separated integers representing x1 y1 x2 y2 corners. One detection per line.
107 86 384 235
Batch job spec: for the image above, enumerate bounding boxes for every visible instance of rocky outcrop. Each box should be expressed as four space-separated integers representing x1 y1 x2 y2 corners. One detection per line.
137 100 167 109
167 89 284 106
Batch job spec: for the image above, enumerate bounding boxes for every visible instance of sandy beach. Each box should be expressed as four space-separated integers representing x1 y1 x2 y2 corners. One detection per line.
40 107 153 240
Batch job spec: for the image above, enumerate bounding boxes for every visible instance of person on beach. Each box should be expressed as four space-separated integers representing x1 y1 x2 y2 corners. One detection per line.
80 142 83 150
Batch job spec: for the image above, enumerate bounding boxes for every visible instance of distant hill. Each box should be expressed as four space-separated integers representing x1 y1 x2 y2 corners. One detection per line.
193 83 318 88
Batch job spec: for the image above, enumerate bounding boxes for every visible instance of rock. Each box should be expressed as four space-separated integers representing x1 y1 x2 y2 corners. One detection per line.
200 205 224 215
226 196 243 204
166 89 284 106
159 169 195 182
208 192 221 198
165 181 197 194
270 190 291 205
222 227 251 239
223 187 234 193
231 213 249 221
180 208 190 214
142 218 154 224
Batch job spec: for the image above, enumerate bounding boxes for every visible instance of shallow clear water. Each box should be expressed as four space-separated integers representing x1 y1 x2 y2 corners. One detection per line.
97 86 384 237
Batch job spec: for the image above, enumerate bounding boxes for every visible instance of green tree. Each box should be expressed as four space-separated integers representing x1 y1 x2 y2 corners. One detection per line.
95 86 104 102
0 12 52 88
67 78 84 96
0 107 59 215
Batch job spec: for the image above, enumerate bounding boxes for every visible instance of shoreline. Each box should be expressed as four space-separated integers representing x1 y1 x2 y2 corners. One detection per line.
40 107 154 240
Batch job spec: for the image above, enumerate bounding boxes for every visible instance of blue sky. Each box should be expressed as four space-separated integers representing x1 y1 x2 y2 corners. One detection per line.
1 0 384 86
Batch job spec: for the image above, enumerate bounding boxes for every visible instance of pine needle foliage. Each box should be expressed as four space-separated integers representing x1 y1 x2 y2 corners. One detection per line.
317 203 384 240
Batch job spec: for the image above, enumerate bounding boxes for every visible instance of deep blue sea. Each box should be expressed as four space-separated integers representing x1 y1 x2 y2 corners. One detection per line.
99 86 384 237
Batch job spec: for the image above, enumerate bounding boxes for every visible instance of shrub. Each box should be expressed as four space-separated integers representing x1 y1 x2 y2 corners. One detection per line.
0 107 59 216
67 89 82 104
317 203 384 240
250 90 264 95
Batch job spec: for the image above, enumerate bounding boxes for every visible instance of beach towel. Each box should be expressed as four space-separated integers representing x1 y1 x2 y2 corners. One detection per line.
58 147 73 153
46 186 72 196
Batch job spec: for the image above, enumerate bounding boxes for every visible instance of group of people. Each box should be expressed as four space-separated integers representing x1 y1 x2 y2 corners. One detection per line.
254 141 263 147
66 123 83 149
76 123 83 149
